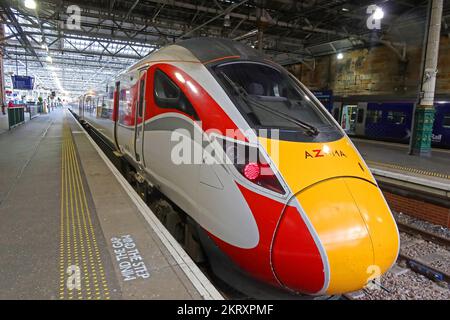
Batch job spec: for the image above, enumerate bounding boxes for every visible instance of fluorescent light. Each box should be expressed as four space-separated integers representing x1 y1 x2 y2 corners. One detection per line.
24 0 37 9
337 53 344 60
342 7 349 12
373 7 384 20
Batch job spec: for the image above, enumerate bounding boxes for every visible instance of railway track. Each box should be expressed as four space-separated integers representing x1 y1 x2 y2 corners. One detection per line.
396 221 450 248
397 221 449 284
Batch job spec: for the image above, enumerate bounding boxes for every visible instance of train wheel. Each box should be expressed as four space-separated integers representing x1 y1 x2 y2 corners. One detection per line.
152 199 184 243
184 223 206 263
121 160 135 186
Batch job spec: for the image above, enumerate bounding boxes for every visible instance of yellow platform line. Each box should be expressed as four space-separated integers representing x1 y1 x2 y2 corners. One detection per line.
367 160 450 180
68 135 97 300
67 129 89 300
59 127 66 299
68 139 100 299
65 128 75 300
70 138 110 299
59 121 110 299
61 127 74 299
68 127 83 300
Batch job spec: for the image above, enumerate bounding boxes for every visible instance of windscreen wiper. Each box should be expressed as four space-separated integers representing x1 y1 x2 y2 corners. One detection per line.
220 72 319 136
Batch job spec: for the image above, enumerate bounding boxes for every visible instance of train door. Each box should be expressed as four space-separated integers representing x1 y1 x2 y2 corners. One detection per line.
134 70 147 167
332 102 342 122
112 81 120 151
341 104 358 135
355 102 367 136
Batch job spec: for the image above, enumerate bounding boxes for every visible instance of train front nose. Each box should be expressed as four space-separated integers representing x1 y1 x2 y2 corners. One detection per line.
272 177 399 295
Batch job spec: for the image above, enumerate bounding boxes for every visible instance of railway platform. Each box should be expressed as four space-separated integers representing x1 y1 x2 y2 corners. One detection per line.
0 108 221 300
352 138 450 181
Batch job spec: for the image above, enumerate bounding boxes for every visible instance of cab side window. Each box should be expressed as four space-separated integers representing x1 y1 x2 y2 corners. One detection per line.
154 69 198 119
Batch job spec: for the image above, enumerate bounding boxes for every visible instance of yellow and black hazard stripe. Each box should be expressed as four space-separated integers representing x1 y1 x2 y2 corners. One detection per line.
59 123 110 300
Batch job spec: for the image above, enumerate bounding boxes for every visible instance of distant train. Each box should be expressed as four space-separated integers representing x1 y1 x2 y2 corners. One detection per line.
74 38 399 298
319 95 450 148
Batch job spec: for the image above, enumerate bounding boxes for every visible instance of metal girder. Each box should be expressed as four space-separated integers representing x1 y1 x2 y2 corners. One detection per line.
1 0 446 97
1 4 44 67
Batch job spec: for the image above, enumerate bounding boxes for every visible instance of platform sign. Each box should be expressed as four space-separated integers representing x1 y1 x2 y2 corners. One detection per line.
11 76 35 90
312 90 333 112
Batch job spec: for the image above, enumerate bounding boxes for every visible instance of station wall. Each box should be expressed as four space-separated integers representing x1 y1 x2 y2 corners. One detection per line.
288 36 450 97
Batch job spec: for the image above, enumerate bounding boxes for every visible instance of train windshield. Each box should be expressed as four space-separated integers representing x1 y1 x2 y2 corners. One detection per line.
214 61 343 142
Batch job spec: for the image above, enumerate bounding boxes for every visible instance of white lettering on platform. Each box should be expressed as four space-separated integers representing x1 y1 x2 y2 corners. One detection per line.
66 265 81 290
111 235 150 281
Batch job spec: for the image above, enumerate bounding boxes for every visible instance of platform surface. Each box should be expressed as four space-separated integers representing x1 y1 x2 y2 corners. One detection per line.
352 138 450 183
0 108 219 300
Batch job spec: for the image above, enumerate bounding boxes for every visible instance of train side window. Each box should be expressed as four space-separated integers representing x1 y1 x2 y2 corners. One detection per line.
387 111 406 125
443 114 450 128
154 69 180 104
154 69 198 119
138 79 145 117
367 110 383 124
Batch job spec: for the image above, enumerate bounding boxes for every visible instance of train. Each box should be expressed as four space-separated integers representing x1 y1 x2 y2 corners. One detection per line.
316 95 450 148
74 38 399 298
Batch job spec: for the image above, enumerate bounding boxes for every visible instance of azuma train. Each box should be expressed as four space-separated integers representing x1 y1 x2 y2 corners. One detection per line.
75 38 399 297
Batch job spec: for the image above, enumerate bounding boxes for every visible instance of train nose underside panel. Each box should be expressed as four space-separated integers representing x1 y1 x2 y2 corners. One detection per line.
272 177 399 295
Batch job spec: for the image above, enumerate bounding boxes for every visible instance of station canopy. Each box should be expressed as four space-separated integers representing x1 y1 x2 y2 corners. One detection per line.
1 0 449 97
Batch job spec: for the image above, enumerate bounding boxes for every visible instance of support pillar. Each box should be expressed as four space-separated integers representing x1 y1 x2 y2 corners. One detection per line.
411 0 443 156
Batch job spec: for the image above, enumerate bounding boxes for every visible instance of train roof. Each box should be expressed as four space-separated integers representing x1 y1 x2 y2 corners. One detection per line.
176 37 264 64
125 37 265 73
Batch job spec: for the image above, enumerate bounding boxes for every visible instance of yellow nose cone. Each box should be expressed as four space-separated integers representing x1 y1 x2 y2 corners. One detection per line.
296 177 399 294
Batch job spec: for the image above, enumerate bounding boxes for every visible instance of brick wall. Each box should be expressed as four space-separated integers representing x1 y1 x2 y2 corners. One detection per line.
288 36 450 97
383 191 450 228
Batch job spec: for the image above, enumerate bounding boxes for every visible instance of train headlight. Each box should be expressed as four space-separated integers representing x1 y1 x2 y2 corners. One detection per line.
243 162 260 181
217 137 286 195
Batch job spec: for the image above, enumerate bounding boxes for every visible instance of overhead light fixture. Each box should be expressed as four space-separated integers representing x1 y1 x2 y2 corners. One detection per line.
373 7 384 20
342 7 349 12
24 0 37 9
224 14 231 27
337 53 344 60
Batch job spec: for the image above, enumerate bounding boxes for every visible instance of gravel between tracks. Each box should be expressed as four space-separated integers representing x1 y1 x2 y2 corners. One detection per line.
353 268 449 300
394 212 450 240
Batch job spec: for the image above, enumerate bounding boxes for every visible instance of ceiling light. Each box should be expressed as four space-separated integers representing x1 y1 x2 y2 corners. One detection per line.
24 0 37 10
342 7 349 12
224 14 231 27
337 53 344 60
373 7 384 20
